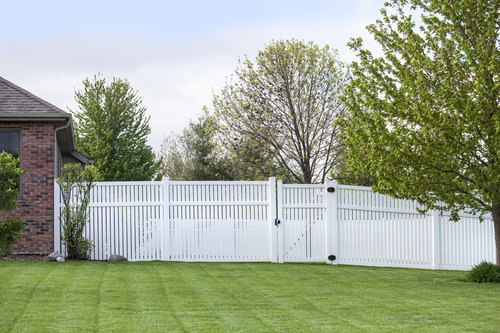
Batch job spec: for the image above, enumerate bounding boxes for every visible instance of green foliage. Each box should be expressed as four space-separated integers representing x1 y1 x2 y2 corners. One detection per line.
212 39 349 184
159 115 233 181
0 152 24 212
465 261 500 283
330 159 378 187
57 164 99 259
183 116 232 181
72 74 161 181
340 1 500 264
221 133 291 182
0 152 24 256
0 218 24 256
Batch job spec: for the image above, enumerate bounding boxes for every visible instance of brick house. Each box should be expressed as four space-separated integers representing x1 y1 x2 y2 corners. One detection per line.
0 75 91 254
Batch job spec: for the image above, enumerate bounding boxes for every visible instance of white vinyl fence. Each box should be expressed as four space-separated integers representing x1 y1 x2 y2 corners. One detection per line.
334 185 496 270
54 178 496 270
55 179 276 262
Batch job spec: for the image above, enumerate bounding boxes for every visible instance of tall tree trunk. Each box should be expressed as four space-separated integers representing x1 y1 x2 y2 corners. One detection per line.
492 204 500 267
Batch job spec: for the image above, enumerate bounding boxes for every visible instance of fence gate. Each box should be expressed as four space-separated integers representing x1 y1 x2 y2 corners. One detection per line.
276 181 335 263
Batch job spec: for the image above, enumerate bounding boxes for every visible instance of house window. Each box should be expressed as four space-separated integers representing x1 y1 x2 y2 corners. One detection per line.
0 130 20 158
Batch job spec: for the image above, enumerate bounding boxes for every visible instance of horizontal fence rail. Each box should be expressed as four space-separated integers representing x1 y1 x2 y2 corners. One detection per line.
54 179 496 270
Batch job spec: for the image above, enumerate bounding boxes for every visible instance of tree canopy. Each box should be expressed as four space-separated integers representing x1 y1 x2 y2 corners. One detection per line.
72 75 160 181
159 116 232 181
340 0 500 264
212 39 349 184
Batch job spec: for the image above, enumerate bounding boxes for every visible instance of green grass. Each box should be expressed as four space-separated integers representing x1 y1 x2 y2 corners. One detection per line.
0 262 499 332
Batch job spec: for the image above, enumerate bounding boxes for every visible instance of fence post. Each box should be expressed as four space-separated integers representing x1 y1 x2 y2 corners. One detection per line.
53 181 61 253
326 180 339 265
162 177 170 261
431 210 441 269
269 177 278 263
277 180 284 264
277 180 284 263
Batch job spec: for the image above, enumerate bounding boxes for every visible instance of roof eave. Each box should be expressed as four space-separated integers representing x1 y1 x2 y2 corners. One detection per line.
0 112 76 153
0 113 71 122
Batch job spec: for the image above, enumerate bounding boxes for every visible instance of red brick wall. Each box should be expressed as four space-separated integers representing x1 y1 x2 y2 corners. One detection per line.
1 122 55 254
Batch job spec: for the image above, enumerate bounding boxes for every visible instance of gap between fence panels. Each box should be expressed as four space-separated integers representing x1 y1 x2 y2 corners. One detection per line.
54 178 496 270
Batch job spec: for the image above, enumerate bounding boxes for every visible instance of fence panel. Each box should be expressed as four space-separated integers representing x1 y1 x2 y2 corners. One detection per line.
168 181 273 262
335 184 496 270
87 181 164 261
336 185 434 269
439 212 495 270
54 181 164 261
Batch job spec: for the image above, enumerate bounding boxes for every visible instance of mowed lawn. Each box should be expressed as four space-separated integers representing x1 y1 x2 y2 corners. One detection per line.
0 261 499 332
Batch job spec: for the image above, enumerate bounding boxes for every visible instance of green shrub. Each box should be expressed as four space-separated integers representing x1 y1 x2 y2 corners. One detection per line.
465 261 500 283
0 152 24 212
57 164 99 259
0 218 24 256
0 152 25 256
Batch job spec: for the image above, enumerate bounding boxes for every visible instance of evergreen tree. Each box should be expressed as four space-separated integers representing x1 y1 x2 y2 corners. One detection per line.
72 75 160 181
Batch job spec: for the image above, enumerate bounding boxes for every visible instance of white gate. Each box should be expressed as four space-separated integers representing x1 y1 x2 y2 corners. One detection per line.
276 182 330 263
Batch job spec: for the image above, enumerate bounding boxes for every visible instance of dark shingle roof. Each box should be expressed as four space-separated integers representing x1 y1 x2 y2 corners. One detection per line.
0 75 68 115
0 75 79 154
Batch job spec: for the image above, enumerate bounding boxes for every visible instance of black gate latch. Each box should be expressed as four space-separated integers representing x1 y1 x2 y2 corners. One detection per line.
275 219 281 226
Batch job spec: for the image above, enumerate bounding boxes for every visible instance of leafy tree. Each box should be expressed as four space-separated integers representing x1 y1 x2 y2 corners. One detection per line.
162 114 284 182
0 152 24 256
221 133 290 182
212 39 349 184
159 132 191 181
159 116 232 181
340 0 500 265
57 164 99 259
72 75 161 181
330 157 377 187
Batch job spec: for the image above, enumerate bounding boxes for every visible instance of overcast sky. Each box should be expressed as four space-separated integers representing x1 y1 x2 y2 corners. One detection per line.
1 0 386 152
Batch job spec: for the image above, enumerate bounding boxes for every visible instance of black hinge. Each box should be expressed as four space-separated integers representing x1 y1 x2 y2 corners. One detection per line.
275 219 281 226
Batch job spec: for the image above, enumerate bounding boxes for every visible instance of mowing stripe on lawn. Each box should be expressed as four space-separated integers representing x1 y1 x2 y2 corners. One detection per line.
0 261 499 332
150 263 194 331
196 263 275 331
3 263 54 332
